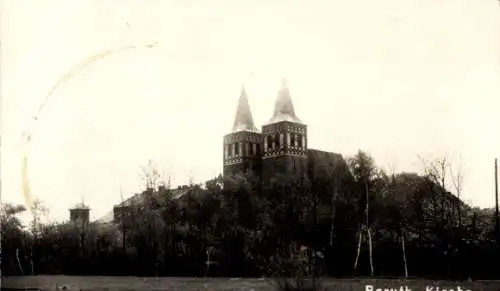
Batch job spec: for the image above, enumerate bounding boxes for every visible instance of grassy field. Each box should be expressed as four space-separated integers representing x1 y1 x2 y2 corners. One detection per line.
2 276 500 291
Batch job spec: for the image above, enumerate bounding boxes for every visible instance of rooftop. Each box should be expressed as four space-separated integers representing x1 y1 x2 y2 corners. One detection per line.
231 87 259 133
265 78 302 125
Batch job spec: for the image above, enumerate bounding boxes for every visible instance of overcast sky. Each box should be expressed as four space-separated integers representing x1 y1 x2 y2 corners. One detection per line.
2 0 500 223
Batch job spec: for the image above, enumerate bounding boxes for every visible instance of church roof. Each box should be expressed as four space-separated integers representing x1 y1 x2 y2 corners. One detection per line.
307 149 352 184
308 150 346 173
266 79 303 125
71 202 89 210
95 186 192 223
231 87 259 133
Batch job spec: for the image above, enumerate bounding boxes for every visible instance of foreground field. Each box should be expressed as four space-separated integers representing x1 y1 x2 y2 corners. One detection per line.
2 276 500 291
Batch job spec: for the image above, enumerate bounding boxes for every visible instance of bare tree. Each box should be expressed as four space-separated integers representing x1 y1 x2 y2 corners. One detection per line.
419 154 449 188
386 163 409 278
119 185 127 251
30 199 48 236
350 151 376 276
495 158 499 244
394 175 408 278
138 159 170 275
29 198 48 275
139 159 165 190
449 158 464 228
329 169 340 247
420 153 465 228
367 188 374 277
188 171 195 186
418 154 451 224
1 203 27 276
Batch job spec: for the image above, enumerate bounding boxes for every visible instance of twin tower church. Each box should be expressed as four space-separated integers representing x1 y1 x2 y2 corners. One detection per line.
96 80 350 224
222 80 349 184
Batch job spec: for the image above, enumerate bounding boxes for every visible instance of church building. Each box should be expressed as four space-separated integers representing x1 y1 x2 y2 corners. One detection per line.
97 80 351 224
223 80 351 184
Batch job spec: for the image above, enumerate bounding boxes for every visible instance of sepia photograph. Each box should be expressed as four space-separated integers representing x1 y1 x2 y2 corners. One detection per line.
1 0 500 290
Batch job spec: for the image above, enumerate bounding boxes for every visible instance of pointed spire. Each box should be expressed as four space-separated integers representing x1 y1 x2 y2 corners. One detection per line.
281 77 288 91
268 78 302 124
231 87 259 133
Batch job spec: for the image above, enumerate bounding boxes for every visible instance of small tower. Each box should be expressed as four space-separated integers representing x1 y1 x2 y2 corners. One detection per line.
261 79 308 182
69 202 90 224
223 87 262 178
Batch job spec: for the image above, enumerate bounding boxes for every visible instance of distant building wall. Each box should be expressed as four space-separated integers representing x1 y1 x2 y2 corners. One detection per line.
69 208 90 223
113 205 134 227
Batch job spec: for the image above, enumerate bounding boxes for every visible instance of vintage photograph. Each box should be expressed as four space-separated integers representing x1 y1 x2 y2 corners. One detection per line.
1 0 500 290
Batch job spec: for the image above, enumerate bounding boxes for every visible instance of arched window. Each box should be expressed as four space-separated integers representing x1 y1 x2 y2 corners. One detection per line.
279 133 284 148
239 142 243 156
287 132 291 147
294 134 299 148
297 134 302 148
252 143 257 155
234 143 239 156
302 135 306 149
245 142 250 156
275 133 280 148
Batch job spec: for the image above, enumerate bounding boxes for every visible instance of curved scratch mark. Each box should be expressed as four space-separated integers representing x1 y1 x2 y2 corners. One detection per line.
34 45 137 123
21 153 33 211
21 42 158 212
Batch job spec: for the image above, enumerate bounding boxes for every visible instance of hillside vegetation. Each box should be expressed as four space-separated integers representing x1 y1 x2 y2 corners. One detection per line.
2 151 498 279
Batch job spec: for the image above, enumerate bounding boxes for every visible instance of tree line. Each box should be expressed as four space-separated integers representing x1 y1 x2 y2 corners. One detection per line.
1 151 498 279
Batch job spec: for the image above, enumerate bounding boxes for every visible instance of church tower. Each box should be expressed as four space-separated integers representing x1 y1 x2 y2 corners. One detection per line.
261 79 307 182
223 87 262 178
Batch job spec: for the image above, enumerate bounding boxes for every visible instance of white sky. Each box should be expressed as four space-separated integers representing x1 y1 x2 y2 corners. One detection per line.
1 0 500 223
